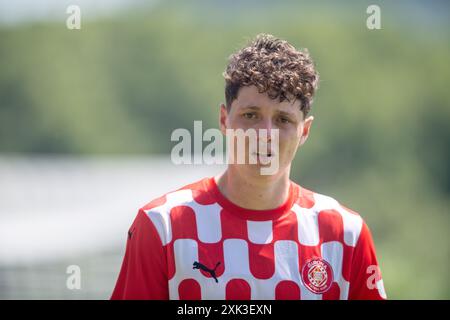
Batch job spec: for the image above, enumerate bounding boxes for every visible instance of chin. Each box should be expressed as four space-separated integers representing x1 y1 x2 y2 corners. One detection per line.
242 164 285 180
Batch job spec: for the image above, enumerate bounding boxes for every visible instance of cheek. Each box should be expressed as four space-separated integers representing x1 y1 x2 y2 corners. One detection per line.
227 115 246 130
279 129 302 149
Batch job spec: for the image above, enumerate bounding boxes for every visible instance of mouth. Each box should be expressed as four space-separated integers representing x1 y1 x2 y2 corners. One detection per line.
252 151 275 158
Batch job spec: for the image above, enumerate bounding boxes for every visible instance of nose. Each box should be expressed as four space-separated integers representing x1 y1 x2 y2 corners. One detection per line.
262 119 273 142
257 118 273 143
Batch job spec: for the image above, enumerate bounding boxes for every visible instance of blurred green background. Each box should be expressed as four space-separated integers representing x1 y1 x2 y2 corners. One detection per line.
0 0 449 299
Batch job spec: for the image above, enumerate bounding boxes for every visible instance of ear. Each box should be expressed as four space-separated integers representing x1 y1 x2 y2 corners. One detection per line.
299 115 314 146
219 103 228 135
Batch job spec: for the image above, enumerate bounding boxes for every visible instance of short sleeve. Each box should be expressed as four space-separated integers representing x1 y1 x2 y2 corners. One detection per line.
111 209 169 300
348 222 387 300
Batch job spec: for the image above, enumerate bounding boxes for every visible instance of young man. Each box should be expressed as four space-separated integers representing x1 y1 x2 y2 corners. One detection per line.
111 34 387 300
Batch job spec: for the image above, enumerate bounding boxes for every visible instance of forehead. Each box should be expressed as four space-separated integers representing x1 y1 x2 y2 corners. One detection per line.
233 85 302 115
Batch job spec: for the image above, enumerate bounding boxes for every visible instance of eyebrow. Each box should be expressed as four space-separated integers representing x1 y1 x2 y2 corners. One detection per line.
277 110 296 118
241 105 297 117
241 105 260 111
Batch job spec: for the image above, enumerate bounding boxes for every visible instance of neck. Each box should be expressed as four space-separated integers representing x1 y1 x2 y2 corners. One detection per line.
214 167 291 210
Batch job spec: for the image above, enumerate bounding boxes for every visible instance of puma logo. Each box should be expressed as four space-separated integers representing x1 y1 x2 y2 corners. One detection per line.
128 227 135 240
193 261 221 283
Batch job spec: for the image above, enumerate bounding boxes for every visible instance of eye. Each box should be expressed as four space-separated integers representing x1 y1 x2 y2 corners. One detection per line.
243 112 257 119
278 116 291 124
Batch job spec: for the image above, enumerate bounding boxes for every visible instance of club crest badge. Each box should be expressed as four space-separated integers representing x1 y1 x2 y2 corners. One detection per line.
301 257 334 294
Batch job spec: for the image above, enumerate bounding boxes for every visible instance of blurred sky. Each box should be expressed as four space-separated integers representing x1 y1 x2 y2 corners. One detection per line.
0 0 449 27
0 0 155 25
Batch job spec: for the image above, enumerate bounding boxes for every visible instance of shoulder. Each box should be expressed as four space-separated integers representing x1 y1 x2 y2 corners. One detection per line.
292 184 366 247
136 177 219 245
141 177 217 213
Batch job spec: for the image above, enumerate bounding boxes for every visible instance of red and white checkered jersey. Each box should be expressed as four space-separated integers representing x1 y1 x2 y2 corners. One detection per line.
111 177 386 300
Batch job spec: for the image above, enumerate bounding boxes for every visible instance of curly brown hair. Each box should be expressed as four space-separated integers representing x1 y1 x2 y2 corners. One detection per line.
223 33 319 117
